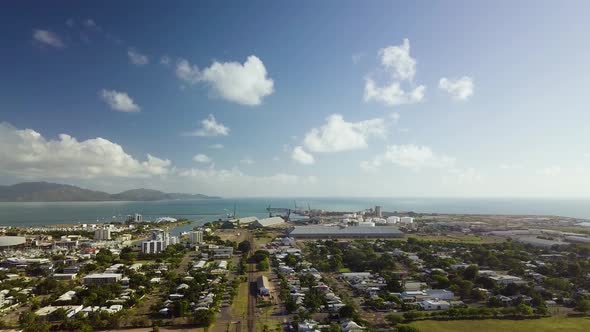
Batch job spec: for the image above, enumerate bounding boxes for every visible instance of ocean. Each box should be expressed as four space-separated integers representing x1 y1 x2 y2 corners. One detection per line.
0 197 590 227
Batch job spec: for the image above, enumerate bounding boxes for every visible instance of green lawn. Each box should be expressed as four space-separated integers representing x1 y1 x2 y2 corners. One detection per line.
231 281 249 319
407 234 503 244
408 316 590 332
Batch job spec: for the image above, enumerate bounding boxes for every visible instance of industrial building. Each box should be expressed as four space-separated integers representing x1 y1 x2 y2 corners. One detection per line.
0 236 26 250
82 273 122 285
257 275 270 296
289 226 404 239
251 216 285 228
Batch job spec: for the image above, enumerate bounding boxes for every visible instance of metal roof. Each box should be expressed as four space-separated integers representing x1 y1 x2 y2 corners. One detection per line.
289 226 403 237
254 217 285 227
0 236 26 247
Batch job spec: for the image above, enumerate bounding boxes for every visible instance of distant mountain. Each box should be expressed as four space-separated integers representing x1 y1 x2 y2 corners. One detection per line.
112 188 218 201
0 182 220 202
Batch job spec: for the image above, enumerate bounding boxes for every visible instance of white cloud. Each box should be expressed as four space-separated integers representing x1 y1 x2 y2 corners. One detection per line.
185 114 229 137
361 144 455 170
127 48 149 66
291 146 315 165
240 158 255 165
379 38 416 81
176 58 200 83
390 112 401 123
100 89 141 112
364 79 425 106
160 56 171 65
303 114 386 152
32 29 64 48
364 39 426 107
193 154 211 163
209 143 224 149
0 122 170 179
439 76 474 100
175 55 274 106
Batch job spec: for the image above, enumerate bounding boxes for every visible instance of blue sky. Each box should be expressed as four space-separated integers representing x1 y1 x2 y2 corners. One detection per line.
2 1 590 197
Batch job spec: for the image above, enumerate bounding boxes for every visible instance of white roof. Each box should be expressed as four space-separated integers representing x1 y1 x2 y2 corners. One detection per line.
255 217 285 227
83 273 122 279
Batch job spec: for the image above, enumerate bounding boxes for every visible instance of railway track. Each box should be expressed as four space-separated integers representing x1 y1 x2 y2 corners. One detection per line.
247 232 256 332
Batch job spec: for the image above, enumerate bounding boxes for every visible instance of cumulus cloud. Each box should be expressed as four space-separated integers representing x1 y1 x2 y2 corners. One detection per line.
364 79 425 106
185 114 229 137
32 29 64 48
0 122 170 179
379 38 416 81
193 154 211 163
175 58 200 83
175 56 274 106
303 114 386 153
361 144 455 170
364 38 426 107
127 47 149 66
291 146 315 165
100 89 141 112
439 76 474 100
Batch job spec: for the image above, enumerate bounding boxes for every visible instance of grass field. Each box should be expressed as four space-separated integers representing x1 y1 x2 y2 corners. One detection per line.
231 281 249 319
407 234 504 244
408 316 590 332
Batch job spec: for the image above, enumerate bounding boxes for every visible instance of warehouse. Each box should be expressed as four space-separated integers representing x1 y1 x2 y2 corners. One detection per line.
0 236 26 250
251 216 285 228
289 226 404 239
257 275 270 296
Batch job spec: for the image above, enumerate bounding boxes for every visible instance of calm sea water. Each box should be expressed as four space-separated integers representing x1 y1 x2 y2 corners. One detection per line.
1 197 590 227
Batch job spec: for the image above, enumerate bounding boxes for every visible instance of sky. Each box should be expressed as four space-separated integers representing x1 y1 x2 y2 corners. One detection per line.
2 1 590 197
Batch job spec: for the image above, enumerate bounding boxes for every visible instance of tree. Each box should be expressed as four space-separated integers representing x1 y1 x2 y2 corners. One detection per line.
257 257 270 271
516 303 534 315
463 265 479 281
238 240 252 253
120 246 135 262
385 313 404 326
174 300 189 317
193 309 214 327
338 305 356 319
575 299 590 313
96 249 114 265
36 277 58 295
285 296 298 313
303 288 326 313
19 312 50 332
327 323 342 332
